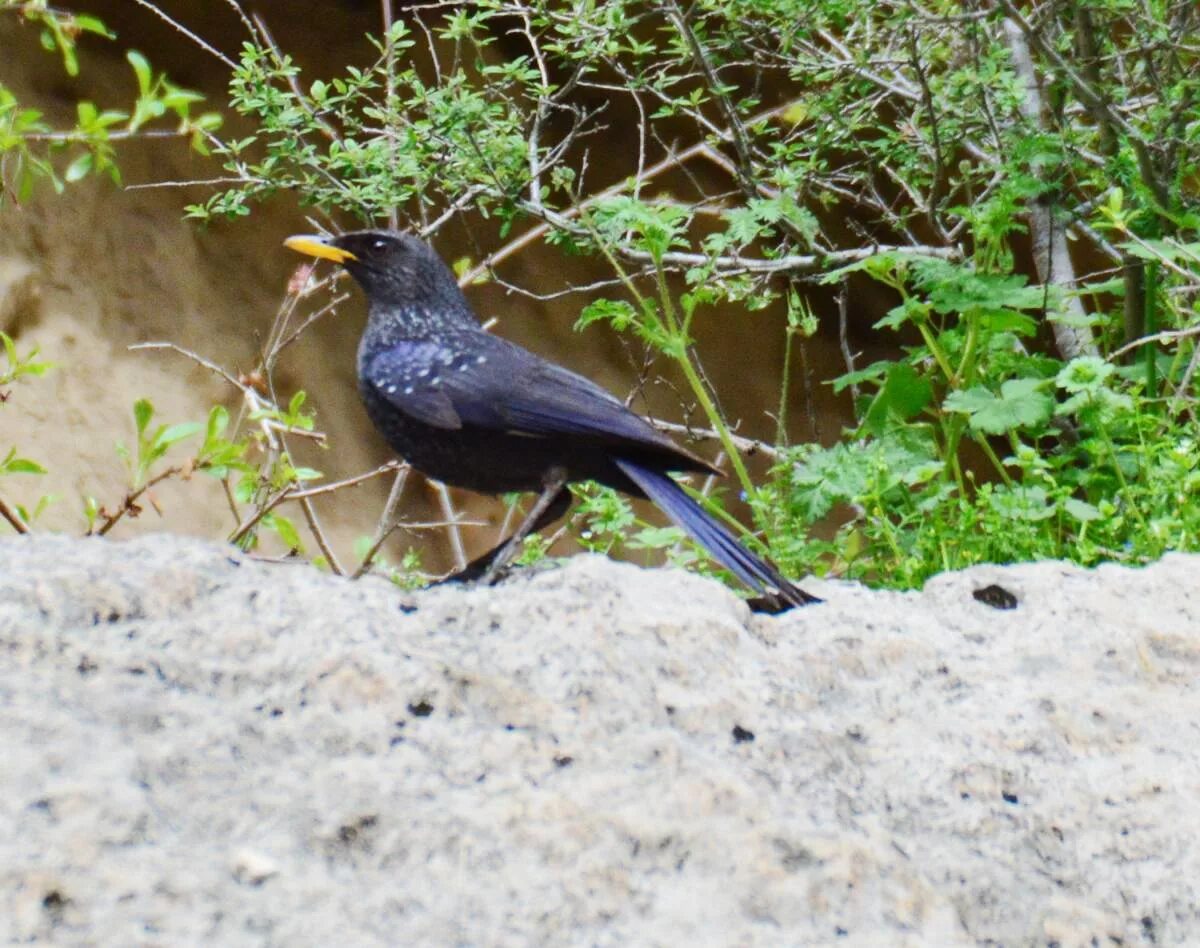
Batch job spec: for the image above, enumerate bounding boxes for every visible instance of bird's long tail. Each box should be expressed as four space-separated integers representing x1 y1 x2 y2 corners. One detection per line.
614 458 821 608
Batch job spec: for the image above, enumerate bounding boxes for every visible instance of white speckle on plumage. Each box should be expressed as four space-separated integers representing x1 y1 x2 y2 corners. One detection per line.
476 355 487 365
386 384 397 394
404 386 414 394
418 368 430 378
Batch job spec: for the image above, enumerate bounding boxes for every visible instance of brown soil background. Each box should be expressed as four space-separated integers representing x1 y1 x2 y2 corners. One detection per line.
0 1 883 570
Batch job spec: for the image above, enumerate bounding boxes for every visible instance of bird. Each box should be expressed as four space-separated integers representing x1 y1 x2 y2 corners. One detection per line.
284 229 820 611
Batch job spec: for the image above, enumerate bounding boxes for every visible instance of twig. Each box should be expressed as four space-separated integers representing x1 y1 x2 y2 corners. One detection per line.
836 282 860 402
351 519 406 580
129 342 250 394
94 464 187 537
621 243 959 275
284 461 404 500
299 496 343 575
352 464 411 578
1109 324 1200 360
0 495 29 534
430 480 468 570
381 0 399 230
228 488 289 545
648 419 781 461
128 0 237 68
274 291 350 356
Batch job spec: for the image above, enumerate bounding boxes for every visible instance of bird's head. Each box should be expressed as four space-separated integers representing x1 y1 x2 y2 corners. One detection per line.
284 230 469 320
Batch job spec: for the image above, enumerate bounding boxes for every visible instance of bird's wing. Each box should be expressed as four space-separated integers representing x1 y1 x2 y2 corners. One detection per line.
360 340 465 430
363 335 710 465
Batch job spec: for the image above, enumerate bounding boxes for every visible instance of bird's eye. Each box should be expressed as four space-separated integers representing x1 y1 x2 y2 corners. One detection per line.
371 238 389 252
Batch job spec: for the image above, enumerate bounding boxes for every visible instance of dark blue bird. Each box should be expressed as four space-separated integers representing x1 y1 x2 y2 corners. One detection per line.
285 230 819 611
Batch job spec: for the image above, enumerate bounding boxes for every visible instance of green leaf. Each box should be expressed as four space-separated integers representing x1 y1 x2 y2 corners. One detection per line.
204 405 229 447
1056 356 1114 394
156 421 203 447
263 512 303 552
3 457 47 475
863 362 932 433
64 152 93 183
1063 498 1102 522
943 379 1053 434
133 399 154 436
575 298 636 332
127 51 153 96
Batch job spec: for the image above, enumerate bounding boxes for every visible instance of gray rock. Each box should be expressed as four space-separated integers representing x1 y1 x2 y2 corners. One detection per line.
1 533 1197 945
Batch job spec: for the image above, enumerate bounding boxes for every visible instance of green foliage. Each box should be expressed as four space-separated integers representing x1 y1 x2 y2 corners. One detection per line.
0 2 220 203
767 252 1200 585
6 0 1200 591
0 330 54 530
179 0 1199 588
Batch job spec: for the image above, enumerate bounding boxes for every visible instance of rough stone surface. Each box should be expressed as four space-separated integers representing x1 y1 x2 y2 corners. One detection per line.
1 534 1198 945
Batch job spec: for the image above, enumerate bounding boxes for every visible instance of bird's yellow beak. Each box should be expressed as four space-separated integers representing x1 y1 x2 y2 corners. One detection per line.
284 234 358 264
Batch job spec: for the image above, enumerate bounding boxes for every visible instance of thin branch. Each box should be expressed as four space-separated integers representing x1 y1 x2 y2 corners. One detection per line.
352 464 411 578
431 480 467 570
299 496 344 575
648 419 781 461
93 464 187 537
129 342 249 394
285 461 404 501
127 0 237 68
1110 324 1200 360
0 495 29 534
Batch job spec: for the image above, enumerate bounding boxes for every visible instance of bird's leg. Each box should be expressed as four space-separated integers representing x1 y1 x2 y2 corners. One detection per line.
439 485 571 586
476 467 569 586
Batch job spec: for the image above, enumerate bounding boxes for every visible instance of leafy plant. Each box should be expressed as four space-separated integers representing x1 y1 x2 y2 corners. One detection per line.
0 2 219 203
6 0 1200 592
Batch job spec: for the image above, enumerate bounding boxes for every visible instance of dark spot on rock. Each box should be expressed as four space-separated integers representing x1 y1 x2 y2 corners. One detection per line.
337 815 377 845
407 700 434 717
226 556 242 568
774 839 814 871
961 792 971 800
553 755 573 768
732 725 755 744
42 890 67 922
835 928 848 937
1002 791 1019 804
389 736 404 747
973 584 1018 610
398 601 418 614
845 725 865 743
937 664 949 674
269 707 283 718
1142 916 1156 942
76 655 97 676
127 666 145 676
664 705 675 716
